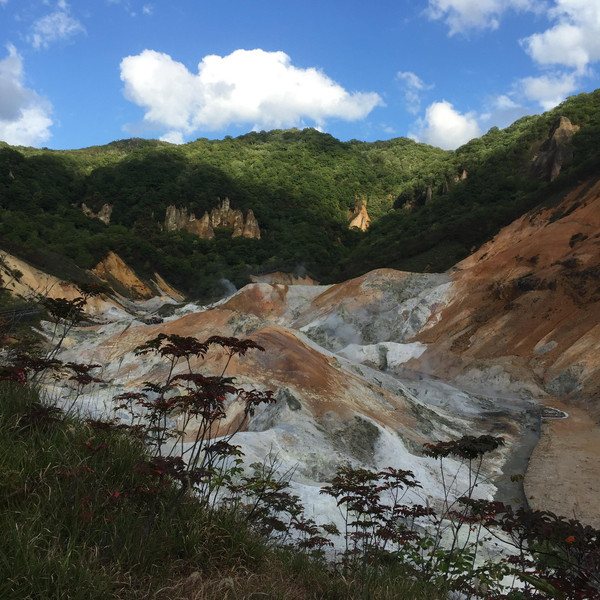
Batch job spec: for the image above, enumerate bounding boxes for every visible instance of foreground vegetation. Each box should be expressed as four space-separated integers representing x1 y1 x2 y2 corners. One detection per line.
0 291 445 599
1 381 453 600
1 90 600 299
1 289 599 599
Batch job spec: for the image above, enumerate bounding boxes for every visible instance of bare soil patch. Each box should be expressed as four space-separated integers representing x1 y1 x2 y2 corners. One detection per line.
524 399 600 528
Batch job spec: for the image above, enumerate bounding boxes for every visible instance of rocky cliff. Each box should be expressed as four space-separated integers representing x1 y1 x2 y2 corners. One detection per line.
164 198 260 239
91 252 155 299
0 252 120 315
90 251 184 303
81 202 113 224
348 198 371 231
531 116 579 181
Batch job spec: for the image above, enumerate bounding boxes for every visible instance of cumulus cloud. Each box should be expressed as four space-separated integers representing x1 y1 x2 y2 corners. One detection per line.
426 0 541 35
518 71 578 110
521 0 600 72
28 1 85 49
120 48 383 139
0 45 52 146
429 0 600 73
411 100 481 150
427 1 599 119
396 71 433 114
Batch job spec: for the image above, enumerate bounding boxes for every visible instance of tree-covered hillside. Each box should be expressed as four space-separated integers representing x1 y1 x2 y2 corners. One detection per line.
346 90 600 275
1 89 599 300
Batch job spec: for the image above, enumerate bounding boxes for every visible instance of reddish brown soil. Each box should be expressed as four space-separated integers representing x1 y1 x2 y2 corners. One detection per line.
412 178 600 413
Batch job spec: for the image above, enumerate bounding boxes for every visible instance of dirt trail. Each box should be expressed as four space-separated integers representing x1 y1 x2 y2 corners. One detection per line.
524 400 600 528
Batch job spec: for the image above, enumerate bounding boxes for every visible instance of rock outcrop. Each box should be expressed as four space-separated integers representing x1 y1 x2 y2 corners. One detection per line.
0 252 120 315
91 251 155 299
164 198 261 239
240 208 260 238
531 116 579 181
81 203 113 224
348 198 371 231
164 206 214 238
91 251 184 302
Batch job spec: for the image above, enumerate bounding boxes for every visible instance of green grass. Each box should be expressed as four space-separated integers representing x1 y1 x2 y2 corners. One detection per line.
0 382 446 600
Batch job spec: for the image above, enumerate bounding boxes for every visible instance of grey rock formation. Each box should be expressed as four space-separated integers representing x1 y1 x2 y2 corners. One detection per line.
531 116 579 181
81 202 113 224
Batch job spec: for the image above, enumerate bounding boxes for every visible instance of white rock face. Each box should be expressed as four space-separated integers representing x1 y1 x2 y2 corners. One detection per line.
297 272 455 350
338 341 427 369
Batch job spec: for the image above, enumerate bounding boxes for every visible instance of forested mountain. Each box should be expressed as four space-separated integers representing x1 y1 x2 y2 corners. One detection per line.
1 89 599 300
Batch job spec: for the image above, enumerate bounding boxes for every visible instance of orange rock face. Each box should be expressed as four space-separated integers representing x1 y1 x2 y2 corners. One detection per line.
92 251 155 299
0 252 121 315
411 177 600 415
349 199 371 231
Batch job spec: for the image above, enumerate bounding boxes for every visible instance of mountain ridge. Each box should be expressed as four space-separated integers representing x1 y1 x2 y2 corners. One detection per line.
1 89 599 300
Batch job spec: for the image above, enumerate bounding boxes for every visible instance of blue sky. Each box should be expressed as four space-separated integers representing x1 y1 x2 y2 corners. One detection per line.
0 0 599 150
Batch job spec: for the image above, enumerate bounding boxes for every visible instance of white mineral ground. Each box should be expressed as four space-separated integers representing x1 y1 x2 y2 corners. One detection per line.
46 266 600 534
50 276 528 526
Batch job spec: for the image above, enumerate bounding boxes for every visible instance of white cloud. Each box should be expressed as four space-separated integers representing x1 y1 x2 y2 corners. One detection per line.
411 100 481 149
521 0 600 72
160 130 183 144
428 0 600 73
396 71 433 114
518 71 578 110
28 1 85 49
0 45 53 146
426 0 598 121
0 45 27 121
493 95 520 111
426 0 542 35
120 48 383 139
397 72 428 91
